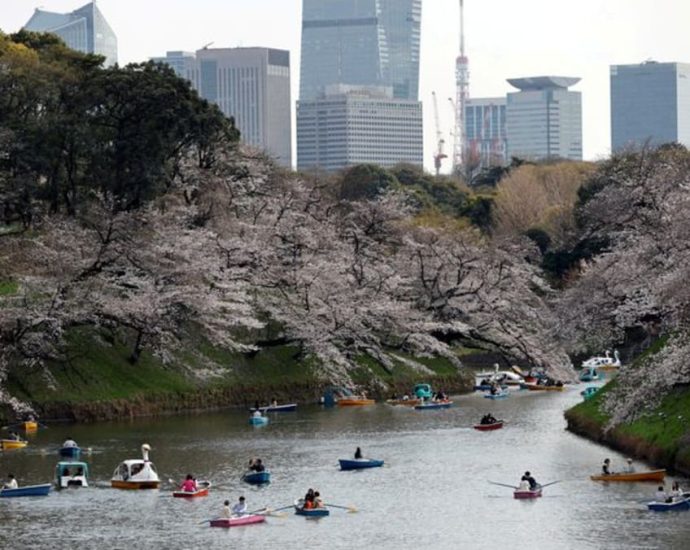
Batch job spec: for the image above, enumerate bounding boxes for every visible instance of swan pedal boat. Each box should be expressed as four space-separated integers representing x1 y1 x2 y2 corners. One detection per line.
172 480 211 498
647 498 690 512
414 401 452 410
210 514 266 527
111 444 161 489
249 403 297 413
1 439 27 450
242 471 271 484
294 499 330 517
514 486 542 499
590 469 666 482
0 483 51 497
339 458 384 470
473 421 504 431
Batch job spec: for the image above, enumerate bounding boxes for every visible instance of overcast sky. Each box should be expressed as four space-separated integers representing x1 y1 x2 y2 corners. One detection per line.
3 0 690 171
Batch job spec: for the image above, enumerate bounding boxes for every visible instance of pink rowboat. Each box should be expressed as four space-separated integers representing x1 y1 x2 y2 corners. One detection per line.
514 487 542 499
209 514 266 528
473 421 504 431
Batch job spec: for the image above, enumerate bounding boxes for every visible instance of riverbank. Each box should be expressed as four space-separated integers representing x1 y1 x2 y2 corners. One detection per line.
565 381 690 475
2 327 474 423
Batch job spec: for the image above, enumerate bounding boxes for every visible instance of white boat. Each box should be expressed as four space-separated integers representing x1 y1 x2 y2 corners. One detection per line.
476 364 524 386
582 350 621 370
111 444 160 490
55 461 89 488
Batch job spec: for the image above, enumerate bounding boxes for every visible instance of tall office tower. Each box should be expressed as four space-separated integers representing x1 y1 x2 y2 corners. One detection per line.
154 48 292 167
465 97 507 168
610 61 690 151
299 0 422 101
23 2 117 66
298 0 423 170
296 85 423 172
506 76 582 161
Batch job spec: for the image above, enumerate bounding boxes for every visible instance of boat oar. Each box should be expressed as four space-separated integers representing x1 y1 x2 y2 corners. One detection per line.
197 517 217 525
267 504 295 513
253 507 287 518
488 481 519 490
324 503 358 513
540 480 562 488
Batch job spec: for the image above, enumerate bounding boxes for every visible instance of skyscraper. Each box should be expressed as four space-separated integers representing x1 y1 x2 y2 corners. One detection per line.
153 48 292 167
610 61 690 151
22 1 117 66
299 0 422 101
297 85 423 172
465 97 507 168
506 76 582 161
298 0 423 171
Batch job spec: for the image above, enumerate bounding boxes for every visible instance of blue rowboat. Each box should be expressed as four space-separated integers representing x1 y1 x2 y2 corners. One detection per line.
484 391 509 399
580 386 599 400
414 401 452 410
59 446 81 459
294 499 329 517
250 403 297 413
242 471 271 484
339 459 384 471
0 483 52 497
249 416 269 426
647 498 690 511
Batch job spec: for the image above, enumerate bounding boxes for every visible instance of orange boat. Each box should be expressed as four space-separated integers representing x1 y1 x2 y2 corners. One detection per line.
590 469 666 482
524 383 565 392
337 396 375 406
386 398 421 407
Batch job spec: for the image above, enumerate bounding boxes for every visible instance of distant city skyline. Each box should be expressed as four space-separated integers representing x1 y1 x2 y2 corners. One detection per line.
4 0 690 171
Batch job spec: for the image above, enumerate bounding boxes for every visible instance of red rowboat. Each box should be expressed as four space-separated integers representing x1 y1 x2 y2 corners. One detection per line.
209 514 266 527
514 487 542 499
172 480 211 498
473 421 504 431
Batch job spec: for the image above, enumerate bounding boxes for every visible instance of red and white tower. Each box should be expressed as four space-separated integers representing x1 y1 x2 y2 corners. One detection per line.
453 0 470 173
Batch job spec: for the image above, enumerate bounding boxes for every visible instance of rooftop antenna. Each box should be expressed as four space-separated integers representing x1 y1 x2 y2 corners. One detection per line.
201 42 214 50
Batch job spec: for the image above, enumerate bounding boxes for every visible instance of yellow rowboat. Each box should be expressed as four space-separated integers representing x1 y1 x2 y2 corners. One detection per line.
337 397 375 406
1 439 28 450
590 469 666 482
22 421 38 432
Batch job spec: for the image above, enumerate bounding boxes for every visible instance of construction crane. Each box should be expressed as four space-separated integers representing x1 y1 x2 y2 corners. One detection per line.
453 0 470 173
432 92 447 176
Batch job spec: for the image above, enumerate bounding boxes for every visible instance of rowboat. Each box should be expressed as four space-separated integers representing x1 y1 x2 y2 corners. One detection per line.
1 439 27 450
55 461 89 489
414 401 452 410
473 421 504 431
337 397 375 406
590 469 666 482
250 403 297 413
579 367 600 382
172 480 211 498
647 498 690 512
22 421 38 432
209 514 266 527
523 383 565 392
242 471 271 484
59 446 81 459
514 487 542 499
580 386 599 400
484 390 509 399
474 384 507 392
294 499 330 517
386 398 421 406
249 415 269 426
339 458 384 470
111 444 161 490
0 483 51 498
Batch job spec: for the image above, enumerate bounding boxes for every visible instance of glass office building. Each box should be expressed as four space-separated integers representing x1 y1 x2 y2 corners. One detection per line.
23 2 117 66
465 98 508 167
299 0 422 101
506 76 582 161
610 62 690 151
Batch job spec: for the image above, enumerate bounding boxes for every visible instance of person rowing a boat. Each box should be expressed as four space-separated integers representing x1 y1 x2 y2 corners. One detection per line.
655 486 667 502
313 491 324 508
481 414 497 425
602 458 612 475
231 496 247 516
521 471 538 490
303 488 315 509
354 447 363 459
248 458 265 472
3 474 18 490
180 474 197 492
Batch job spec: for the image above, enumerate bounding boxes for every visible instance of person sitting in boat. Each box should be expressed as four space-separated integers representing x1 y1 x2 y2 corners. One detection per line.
313 491 323 508
670 481 683 501
354 447 363 459
62 437 78 448
75 467 84 477
655 486 667 502
232 496 247 516
63 468 71 477
252 410 263 418
303 488 315 509
522 471 538 490
271 398 278 407
518 479 530 491
602 458 612 475
9 431 22 441
481 414 497 425
489 384 499 395
222 500 232 518
3 474 18 489
624 458 635 473
180 474 197 493
402 394 410 401
249 458 265 472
